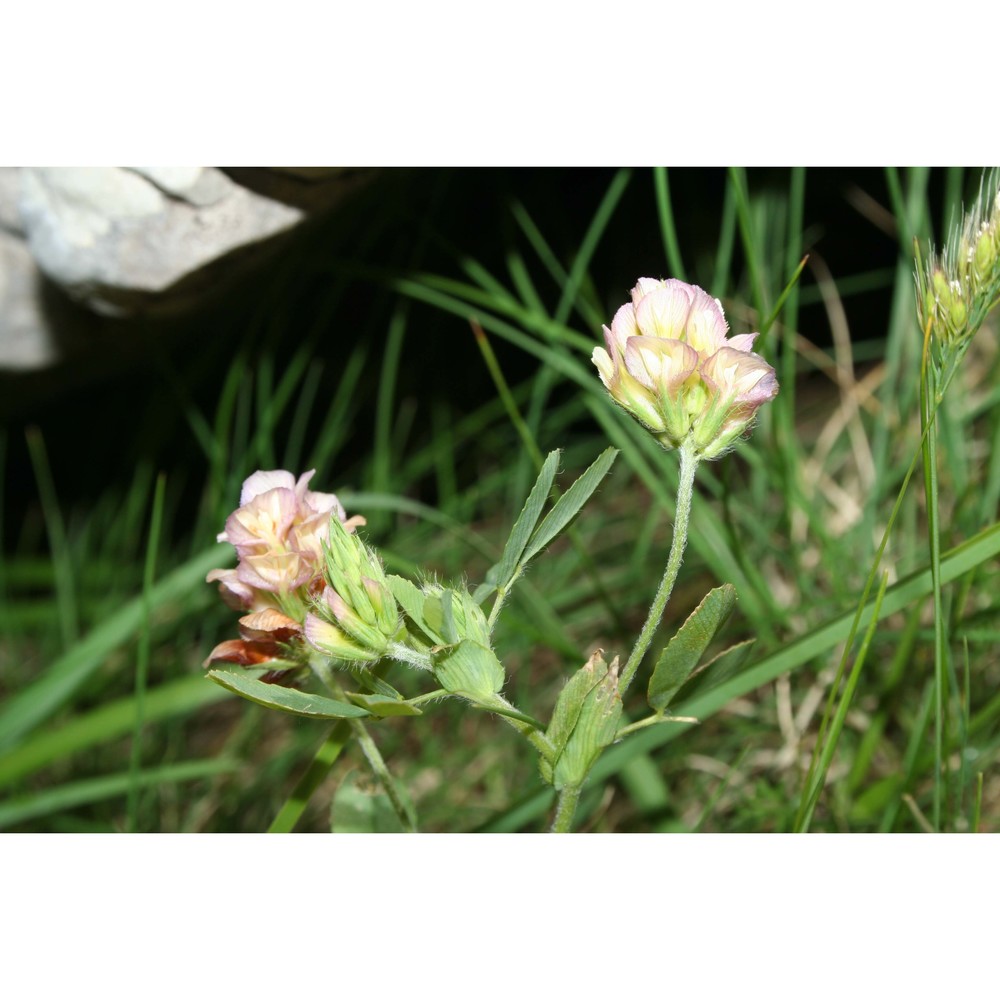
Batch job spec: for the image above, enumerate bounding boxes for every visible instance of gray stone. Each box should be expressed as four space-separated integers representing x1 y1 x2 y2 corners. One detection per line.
0 230 58 370
17 167 303 315
0 166 373 370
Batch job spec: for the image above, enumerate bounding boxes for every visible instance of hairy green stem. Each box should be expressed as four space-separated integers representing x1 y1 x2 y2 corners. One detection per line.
317 670 416 832
481 692 555 760
619 442 699 695
551 784 581 833
616 713 698 739
348 715 416 832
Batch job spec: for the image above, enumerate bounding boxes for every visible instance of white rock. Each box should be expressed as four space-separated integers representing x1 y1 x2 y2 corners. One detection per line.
17 166 303 313
0 230 58 370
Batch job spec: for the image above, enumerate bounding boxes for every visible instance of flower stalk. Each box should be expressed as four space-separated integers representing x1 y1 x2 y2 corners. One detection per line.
619 440 699 695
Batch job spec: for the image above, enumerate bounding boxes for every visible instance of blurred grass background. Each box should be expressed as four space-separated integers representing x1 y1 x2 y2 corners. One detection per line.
2 166 998 832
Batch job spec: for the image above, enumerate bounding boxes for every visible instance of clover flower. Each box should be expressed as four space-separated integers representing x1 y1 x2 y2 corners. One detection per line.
206 469 367 679
217 469 364 596
593 278 778 458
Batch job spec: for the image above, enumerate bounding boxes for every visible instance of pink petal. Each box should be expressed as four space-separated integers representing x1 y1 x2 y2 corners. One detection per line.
224 487 300 554
624 336 699 391
684 288 729 355
240 470 297 506
630 277 665 305
726 332 759 353
635 283 694 340
701 347 778 403
607 303 639 357
592 345 616 387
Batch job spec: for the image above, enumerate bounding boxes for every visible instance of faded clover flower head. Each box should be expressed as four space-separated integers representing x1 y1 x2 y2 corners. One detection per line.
212 469 365 604
592 278 779 459
205 469 366 673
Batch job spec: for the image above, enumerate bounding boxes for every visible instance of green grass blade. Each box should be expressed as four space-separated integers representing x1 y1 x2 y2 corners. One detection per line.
878 681 935 832
0 674 229 789
553 168 631 326
127 472 166 833
268 722 353 833
794 572 890 832
728 166 767 321
372 304 409 524
25 427 77 649
477 521 1000 830
712 175 737 294
0 543 229 752
0 759 237 830
653 167 687 281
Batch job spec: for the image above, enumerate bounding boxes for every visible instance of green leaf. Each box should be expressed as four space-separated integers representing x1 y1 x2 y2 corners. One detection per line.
342 664 406 700
493 450 560 589
521 448 617 564
207 670 370 719
674 638 756 704
648 584 737 712
345 692 423 717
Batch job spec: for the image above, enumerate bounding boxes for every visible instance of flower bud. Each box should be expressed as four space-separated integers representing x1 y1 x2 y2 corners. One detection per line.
304 517 400 664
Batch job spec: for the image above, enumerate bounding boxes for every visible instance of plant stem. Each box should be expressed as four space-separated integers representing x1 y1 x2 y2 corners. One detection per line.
317 669 417 832
481 692 555 760
348 715 416 832
551 784 581 833
616 713 698 739
921 344 947 831
619 442 699 695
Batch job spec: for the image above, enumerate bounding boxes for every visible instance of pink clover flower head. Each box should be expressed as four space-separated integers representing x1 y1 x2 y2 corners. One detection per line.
592 278 778 458
209 468 365 605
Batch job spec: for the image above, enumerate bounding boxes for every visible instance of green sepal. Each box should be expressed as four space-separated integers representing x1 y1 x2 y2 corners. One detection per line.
423 585 491 646
344 692 423 717
553 658 622 790
207 669 370 719
386 575 434 641
430 639 505 703
540 651 609 784
648 584 736 712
